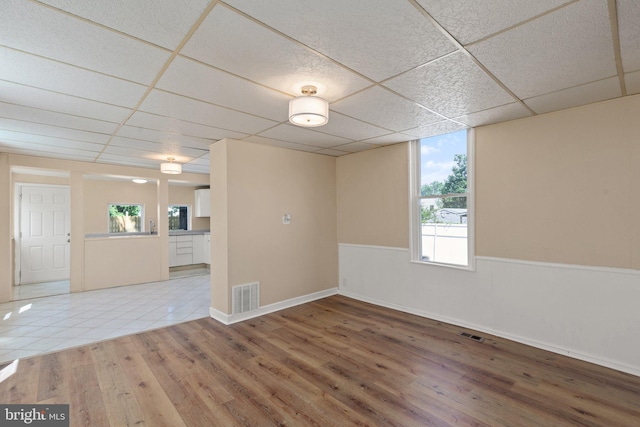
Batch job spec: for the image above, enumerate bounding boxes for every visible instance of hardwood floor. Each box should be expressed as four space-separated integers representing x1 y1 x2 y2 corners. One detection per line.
1 295 639 426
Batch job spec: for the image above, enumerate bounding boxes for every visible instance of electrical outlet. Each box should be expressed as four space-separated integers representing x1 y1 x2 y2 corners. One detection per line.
282 214 291 225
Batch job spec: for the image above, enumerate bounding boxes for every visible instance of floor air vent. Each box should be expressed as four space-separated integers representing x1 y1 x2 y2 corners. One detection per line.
232 282 259 315
460 332 485 343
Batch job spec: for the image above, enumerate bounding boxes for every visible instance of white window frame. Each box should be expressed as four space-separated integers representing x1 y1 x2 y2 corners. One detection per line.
409 129 475 271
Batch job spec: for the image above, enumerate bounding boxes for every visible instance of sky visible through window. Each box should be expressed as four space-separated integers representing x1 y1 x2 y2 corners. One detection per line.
420 129 466 186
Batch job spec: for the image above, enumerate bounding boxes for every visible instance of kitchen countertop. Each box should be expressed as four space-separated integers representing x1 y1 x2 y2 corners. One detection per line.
169 230 210 236
85 230 209 238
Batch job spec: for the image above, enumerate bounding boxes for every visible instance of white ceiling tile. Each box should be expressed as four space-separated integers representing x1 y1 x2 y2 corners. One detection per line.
454 102 532 127
524 77 622 114
360 133 414 145
317 112 391 141
0 102 119 134
330 142 379 153
116 126 213 149
0 144 98 161
158 56 290 121
618 0 640 73
224 0 457 81
1 0 170 84
95 154 161 168
38 0 210 50
109 136 208 159
242 136 321 153
402 120 468 139
384 51 515 118
313 148 349 157
182 165 210 174
468 0 616 99
0 81 132 123
331 86 443 132
0 118 110 144
625 71 640 95
416 0 571 45
0 137 102 155
125 112 248 141
0 47 147 107
139 90 278 134
181 4 371 101
0 129 105 151
186 156 210 166
257 124 352 148
102 146 195 164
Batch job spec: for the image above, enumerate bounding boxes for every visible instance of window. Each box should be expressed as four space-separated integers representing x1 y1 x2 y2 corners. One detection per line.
109 204 143 233
168 205 190 230
411 129 473 267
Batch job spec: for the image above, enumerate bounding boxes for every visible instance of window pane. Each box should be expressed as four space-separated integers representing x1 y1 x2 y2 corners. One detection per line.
420 130 467 196
109 204 142 233
420 196 467 265
168 205 189 230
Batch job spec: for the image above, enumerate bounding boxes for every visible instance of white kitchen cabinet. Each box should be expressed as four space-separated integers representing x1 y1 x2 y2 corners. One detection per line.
192 234 204 264
168 236 177 267
204 233 210 265
175 235 193 265
195 189 210 217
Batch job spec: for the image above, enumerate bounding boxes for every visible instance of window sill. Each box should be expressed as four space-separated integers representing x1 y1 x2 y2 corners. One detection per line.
409 259 476 272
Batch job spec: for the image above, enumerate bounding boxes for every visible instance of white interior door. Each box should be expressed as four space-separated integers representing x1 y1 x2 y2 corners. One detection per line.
19 185 71 284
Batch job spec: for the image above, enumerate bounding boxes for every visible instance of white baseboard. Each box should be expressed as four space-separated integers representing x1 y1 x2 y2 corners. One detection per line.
210 287 338 325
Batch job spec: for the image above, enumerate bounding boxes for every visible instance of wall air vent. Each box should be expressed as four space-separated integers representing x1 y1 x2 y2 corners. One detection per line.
232 282 260 315
460 332 485 343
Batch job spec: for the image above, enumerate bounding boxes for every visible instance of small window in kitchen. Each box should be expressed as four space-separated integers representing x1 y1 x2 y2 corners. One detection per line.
169 205 190 230
109 204 143 233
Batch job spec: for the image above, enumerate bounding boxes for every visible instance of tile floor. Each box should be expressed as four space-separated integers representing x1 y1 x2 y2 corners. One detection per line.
11 280 71 301
0 272 210 365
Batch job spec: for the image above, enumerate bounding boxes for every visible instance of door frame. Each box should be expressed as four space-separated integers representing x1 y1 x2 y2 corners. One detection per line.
13 182 71 286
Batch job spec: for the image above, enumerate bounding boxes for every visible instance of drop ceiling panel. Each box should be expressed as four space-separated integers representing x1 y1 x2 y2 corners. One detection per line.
1 0 170 84
125 112 249 140
384 51 515 118
0 137 102 156
158 56 290 121
0 102 119 134
317 112 391 141
330 142 379 153
95 154 162 168
181 4 371 101
454 102 532 128
0 118 110 144
0 81 132 123
360 133 414 145
468 0 616 99
225 0 457 82
331 86 443 132
38 0 211 50
314 148 349 157
102 145 195 163
626 71 640 95
0 144 98 161
416 0 571 45
243 136 320 153
524 77 622 114
258 124 352 148
107 138 205 159
116 126 213 149
139 90 277 134
402 120 467 139
0 47 147 107
0 129 104 151
618 0 640 73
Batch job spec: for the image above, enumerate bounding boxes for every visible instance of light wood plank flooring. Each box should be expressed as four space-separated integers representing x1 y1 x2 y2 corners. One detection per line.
1 295 639 426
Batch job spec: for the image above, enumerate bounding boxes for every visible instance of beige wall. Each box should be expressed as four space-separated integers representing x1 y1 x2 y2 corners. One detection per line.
169 184 210 231
336 143 409 248
211 139 337 313
83 179 158 234
476 94 640 269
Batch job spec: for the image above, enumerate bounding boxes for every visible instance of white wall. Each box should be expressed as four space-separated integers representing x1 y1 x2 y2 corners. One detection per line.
339 244 640 376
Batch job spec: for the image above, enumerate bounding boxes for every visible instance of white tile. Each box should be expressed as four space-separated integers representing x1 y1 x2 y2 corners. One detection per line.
257 124 352 148
416 0 571 45
524 77 622 114
182 4 371 101
331 86 443 132
0 47 147 107
159 56 291 122
313 148 349 157
0 145 98 162
403 120 468 139
109 136 208 158
38 0 210 50
1 0 170 84
468 0 616 99
139 90 277 134
618 0 640 73
241 136 320 153
0 117 110 144
116 126 213 149
330 142 380 153
454 102 532 127
126 112 248 140
102 144 195 163
0 132 104 153
384 51 515 118
359 133 415 145
316 112 391 141
224 0 457 81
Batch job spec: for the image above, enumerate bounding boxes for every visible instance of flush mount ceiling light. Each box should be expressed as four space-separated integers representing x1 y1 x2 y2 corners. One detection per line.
132 178 147 184
160 157 182 175
289 85 329 127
